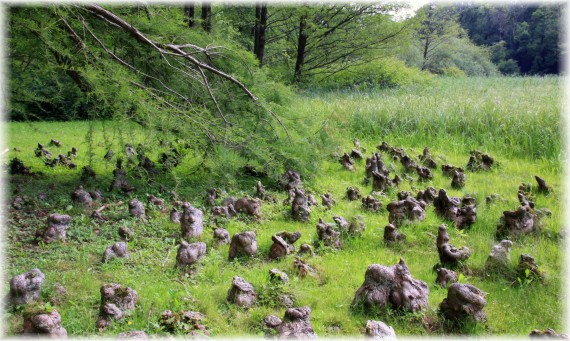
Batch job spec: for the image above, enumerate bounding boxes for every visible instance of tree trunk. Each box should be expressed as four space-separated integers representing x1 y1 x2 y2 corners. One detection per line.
184 3 195 28
201 3 212 32
294 14 308 83
422 36 430 70
253 2 268 67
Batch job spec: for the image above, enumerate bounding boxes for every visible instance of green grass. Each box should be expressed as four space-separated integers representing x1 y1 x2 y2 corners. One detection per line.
4 76 565 337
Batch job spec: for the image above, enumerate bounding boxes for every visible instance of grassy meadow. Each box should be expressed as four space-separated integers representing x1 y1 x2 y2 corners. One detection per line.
4 76 566 337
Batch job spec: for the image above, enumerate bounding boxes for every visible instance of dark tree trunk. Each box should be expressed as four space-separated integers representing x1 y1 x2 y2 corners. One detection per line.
201 3 212 32
253 2 268 66
294 15 307 83
422 36 430 70
184 3 195 28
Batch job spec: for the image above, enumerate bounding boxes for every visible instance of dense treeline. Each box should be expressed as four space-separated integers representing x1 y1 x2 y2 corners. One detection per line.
456 3 562 75
8 3 562 124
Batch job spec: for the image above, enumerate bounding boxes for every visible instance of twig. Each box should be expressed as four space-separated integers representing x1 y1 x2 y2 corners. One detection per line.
161 248 171 270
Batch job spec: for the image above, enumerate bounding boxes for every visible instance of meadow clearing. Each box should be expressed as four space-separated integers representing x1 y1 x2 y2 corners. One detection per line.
4 76 565 337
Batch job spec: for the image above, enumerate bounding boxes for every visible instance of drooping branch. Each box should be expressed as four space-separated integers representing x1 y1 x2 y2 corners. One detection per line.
81 3 258 101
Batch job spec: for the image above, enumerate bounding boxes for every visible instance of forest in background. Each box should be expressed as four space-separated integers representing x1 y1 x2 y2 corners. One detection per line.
8 2 563 121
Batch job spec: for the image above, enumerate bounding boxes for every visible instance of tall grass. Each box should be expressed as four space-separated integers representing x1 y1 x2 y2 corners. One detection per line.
297 76 563 164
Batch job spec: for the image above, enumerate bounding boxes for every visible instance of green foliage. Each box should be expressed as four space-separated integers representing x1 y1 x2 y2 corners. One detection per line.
309 57 433 90
457 4 562 75
412 5 498 76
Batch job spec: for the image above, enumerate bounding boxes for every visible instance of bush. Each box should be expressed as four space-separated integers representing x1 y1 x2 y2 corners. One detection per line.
308 57 433 90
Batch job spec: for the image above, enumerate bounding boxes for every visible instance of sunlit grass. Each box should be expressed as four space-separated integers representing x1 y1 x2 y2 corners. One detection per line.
4 76 564 337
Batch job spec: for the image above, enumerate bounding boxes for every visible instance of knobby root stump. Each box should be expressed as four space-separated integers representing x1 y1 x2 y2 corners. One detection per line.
159 310 209 336
316 218 341 249
377 141 406 159
117 331 149 338
384 224 405 244
416 166 433 182
118 227 133 240
372 171 398 192
439 283 486 325
205 188 218 206
269 232 301 260
49 139 61 147
8 268 45 307
256 181 274 202
291 188 311 222
35 143 52 159
223 196 237 208
442 164 464 177
485 193 501 205
321 192 334 209
496 204 538 238
352 259 429 312
365 320 396 339
234 197 261 218
466 150 494 171
416 186 437 205
307 193 319 206
436 224 471 268
517 254 544 282
269 269 289 284
81 165 96 181
334 215 366 237
419 147 437 169
42 214 71 243
400 155 417 172
535 175 552 194
9 158 32 175
435 268 458 288
529 329 568 338
109 167 134 195
89 189 102 201
293 257 316 278
170 208 181 223
351 148 364 160
147 195 165 211
340 153 355 171
213 228 231 246
298 244 315 257
211 205 237 219
228 231 258 260
451 170 466 189
365 153 389 178
71 185 93 207
362 195 382 212
23 309 67 338
280 170 302 190
180 204 204 239
397 191 412 200
176 242 207 268
102 242 128 263
263 306 317 339
128 199 145 218
485 240 513 272
227 276 256 308
97 284 138 330
433 189 477 229
386 197 426 227
346 187 361 201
